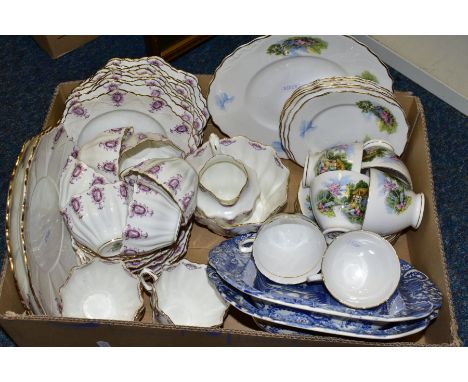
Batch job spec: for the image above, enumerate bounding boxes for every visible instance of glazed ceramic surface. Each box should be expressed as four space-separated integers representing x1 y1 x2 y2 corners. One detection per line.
310 170 369 240
282 89 408 165
207 266 436 340
253 312 437 340
363 168 424 235
361 144 412 188
199 154 248 206
208 234 442 322
6 136 45 314
186 134 289 236
238 214 326 284
208 36 393 157
23 126 80 316
119 132 183 174
60 259 144 320
122 157 198 224
316 231 401 309
303 142 363 187
141 260 228 327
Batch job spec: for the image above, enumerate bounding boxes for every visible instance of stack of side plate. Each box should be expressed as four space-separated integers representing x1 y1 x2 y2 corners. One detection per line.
208 35 394 158
207 234 442 340
279 77 410 166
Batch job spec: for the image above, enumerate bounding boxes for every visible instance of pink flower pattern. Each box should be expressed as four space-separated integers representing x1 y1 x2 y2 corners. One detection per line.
88 186 105 209
165 174 182 194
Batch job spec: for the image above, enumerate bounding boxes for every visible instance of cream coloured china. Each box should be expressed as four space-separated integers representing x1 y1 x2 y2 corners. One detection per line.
5 136 45 314
60 259 144 320
118 132 183 175
76 127 131 183
140 260 228 327
306 231 401 309
23 126 80 316
363 168 424 235
281 88 409 165
310 170 369 241
208 36 393 157
238 214 326 285
303 142 364 187
197 163 260 225
122 157 198 224
186 134 289 236
199 154 248 206
361 142 412 188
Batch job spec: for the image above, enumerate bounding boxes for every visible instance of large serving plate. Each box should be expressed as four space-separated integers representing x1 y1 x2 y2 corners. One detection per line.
281 89 408 166
5 136 44 314
23 125 80 316
207 266 436 340
208 35 393 157
208 235 442 323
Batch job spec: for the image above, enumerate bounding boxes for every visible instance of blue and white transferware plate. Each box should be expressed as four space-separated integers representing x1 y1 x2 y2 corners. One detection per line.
208 234 442 323
207 266 437 340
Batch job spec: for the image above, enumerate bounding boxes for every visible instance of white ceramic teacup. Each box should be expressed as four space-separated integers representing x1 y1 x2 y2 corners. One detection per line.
306 230 401 309
363 168 424 235
361 142 412 188
310 170 370 242
199 154 248 206
140 260 229 327
238 214 327 285
303 143 363 188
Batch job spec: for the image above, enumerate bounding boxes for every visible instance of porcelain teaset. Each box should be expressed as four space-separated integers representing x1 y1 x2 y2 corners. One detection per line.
5 35 442 339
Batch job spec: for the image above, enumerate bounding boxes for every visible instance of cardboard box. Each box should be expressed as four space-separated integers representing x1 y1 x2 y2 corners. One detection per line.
33 36 98 59
0 75 461 346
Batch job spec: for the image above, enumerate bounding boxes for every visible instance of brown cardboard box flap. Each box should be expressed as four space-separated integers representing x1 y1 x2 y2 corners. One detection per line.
0 75 460 346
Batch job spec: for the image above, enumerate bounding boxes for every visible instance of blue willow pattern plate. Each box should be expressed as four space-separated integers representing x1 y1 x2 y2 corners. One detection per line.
207 266 437 340
208 234 442 323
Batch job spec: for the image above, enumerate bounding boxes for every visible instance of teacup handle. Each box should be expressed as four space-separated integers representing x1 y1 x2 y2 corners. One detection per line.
238 238 255 253
209 133 221 155
306 273 323 282
139 267 159 292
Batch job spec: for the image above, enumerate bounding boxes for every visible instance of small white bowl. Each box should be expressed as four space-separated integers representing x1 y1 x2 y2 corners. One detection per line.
362 168 424 236
140 260 229 327
238 214 327 284
315 230 401 309
60 259 144 320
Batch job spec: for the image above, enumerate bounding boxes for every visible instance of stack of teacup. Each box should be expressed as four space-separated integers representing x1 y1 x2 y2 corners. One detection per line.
302 140 424 242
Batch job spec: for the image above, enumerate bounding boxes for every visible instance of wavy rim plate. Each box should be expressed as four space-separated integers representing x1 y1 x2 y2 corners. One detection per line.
5 136 45 314
208 35 393 157
282 89 408 165
23 126 80 316
207 266 436 340
208 234 442 323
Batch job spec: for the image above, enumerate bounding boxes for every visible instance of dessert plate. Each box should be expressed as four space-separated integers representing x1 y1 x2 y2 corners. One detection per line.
208 35 393 156
207 266 437 340
23 125 80 316
208 234 442 323
282 89 408 166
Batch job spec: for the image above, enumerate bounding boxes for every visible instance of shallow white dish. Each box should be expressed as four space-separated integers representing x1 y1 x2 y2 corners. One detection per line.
60 259 144 320
141 260 229 327
208 35 393 156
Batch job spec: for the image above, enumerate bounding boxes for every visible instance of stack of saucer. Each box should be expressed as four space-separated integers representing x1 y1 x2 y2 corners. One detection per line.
279 77 410 167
